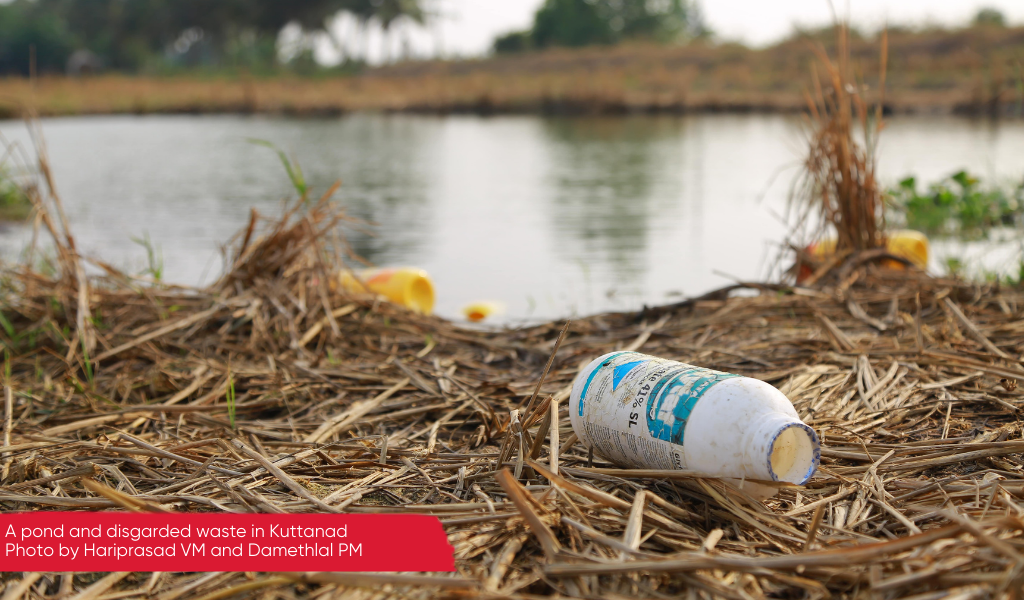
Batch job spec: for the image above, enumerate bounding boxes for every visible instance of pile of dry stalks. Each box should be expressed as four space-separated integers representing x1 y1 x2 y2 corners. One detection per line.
787 25 899 287
4 31 1024 598
2 164 1024 599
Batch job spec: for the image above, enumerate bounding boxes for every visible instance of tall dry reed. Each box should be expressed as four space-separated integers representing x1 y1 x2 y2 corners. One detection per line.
802 25 889 254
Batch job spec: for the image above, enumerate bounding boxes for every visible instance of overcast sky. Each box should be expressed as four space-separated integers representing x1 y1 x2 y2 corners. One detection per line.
318 0 1024 64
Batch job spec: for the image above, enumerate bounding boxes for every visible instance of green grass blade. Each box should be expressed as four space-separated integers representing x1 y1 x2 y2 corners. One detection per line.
226 371 236 429
247 138 307 197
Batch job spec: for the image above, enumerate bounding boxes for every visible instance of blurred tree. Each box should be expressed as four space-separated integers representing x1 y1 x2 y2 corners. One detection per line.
0 0 428 74
493 31 533 54
972 7 1007 27
495 0 705 54
614 0 694 42
0 1 74 75
532 0 614 48
370 0 427 62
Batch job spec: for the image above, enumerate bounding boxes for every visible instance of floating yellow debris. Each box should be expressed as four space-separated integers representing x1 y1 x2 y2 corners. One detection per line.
338 268 435 315
462 301 505 322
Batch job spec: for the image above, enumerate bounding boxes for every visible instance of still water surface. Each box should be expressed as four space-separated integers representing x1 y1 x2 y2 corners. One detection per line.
2 114 1024 322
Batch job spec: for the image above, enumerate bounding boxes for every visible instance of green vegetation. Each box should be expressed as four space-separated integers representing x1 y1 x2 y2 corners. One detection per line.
0 168 32 221
495 0 705 53
973 7 1007 27
884 163 1024 286
0 3 73 75
941 254 1024 287
80 335 94 385
0 0 428 76
130 232 164 281
889 171 1024 238
226 370 237 429
248 139 307 197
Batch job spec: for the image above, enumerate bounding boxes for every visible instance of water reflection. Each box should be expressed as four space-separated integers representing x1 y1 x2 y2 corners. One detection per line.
287 116 435 265
541 117 686 296
0 113 1022 322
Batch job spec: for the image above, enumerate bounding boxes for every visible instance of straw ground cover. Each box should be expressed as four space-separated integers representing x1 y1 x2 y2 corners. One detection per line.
0 23 1022 118
3 30 1024 594
2 150 1024 598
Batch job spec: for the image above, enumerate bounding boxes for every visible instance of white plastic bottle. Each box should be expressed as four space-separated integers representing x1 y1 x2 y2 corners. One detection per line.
569 351 819 485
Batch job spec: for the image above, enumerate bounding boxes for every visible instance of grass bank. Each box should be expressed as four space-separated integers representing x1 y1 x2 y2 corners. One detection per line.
1 25 1023 117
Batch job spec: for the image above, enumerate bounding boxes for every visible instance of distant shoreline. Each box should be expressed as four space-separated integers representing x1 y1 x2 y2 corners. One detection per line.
2 27 1022 120
0 76 1010 120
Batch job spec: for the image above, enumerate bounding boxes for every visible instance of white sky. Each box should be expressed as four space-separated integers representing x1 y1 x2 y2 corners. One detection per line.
317 0 1024 64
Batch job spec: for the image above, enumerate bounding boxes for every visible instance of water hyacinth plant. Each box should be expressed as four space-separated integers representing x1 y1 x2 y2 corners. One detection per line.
889 170 1024 238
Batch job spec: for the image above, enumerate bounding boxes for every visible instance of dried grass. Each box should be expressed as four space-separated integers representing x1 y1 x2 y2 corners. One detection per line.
803 25 887 254
3 121 1024 599
785 25 912 289
0 24 1022 118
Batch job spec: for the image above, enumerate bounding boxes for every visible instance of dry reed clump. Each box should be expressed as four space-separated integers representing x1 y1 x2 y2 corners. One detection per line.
804 26 887 255
4 138 1024 598
784 25 912 289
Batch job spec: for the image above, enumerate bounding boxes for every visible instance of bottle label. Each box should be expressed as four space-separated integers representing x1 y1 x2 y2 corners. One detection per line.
574 352 738 469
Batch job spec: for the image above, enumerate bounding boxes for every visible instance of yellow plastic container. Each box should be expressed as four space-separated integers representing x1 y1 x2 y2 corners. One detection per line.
338 268 435 315
810 230 929 269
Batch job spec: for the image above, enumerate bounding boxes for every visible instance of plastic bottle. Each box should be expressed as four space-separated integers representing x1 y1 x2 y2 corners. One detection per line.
338 268 435 315
569 351 820 485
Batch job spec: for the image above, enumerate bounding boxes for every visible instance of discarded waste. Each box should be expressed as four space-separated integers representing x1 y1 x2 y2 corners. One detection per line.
338 267 435 315
570 351 820 485
462 301 505 322
812 229 928 268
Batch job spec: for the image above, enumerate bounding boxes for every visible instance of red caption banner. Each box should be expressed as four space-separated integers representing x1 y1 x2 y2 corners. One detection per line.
1 513 454 572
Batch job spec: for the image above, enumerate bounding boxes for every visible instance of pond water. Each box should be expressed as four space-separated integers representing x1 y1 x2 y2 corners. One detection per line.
2 113 1024 323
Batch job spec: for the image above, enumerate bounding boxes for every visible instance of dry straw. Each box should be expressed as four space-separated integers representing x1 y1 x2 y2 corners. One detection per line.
786 25 901 288
0 24 1020 117
3 61 1024 600
804 25 888 254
